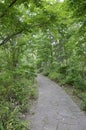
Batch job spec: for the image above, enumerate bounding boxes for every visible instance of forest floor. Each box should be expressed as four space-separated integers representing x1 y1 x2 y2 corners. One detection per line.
27 74 86 130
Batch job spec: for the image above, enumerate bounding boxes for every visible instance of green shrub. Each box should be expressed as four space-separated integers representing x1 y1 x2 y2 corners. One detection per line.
42 69 49 76
49 71 58 80
0 101 28 130
74 79 86 91
82 94 86 111
0 69 37 129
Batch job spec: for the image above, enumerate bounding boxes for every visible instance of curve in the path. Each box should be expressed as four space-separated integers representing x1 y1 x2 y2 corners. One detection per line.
29 74 86 130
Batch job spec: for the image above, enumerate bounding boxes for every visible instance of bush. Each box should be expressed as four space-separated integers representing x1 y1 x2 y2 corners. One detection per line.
49 71 58 80
82 94 86 111
0 68 37 129
74 79 86 91
0 101 29 130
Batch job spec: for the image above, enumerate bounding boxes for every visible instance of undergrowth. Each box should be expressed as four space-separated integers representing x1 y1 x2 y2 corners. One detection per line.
0 69 38 130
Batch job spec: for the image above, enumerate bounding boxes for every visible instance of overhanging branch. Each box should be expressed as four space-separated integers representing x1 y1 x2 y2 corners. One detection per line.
0 0 18 18
9 0 18 8
0 30 23 46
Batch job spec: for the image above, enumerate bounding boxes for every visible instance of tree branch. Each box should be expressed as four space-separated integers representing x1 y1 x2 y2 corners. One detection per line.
0 30 23 46
0 0 18 18
9 0 18 8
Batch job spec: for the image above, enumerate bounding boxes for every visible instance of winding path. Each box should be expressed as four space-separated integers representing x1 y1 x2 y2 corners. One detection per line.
29 74 86 130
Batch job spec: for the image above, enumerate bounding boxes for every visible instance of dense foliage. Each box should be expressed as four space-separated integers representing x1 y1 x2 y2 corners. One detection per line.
0 0 52 129
0 0 86 129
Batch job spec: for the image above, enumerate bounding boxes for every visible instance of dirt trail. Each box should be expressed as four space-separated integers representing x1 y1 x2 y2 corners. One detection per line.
29 74 86 130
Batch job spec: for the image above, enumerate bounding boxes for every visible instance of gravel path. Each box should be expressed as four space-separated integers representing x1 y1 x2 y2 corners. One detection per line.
29 74 86 130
